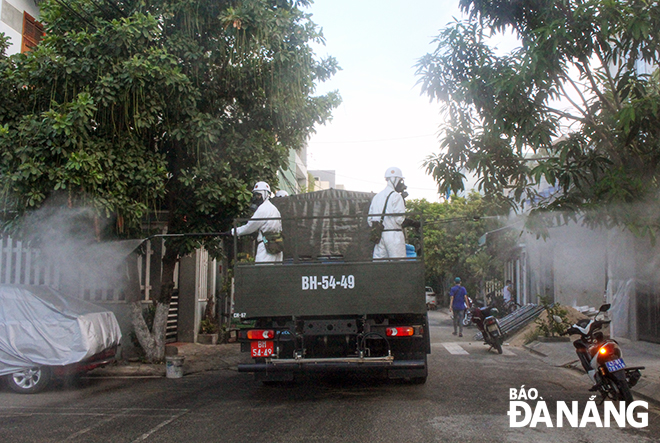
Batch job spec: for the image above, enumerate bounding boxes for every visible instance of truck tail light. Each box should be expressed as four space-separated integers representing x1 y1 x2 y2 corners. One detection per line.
386 327 414 337
247 330 275 340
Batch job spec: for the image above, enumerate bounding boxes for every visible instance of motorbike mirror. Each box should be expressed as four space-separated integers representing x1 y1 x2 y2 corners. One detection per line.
552 315 563 324
598 303 611 312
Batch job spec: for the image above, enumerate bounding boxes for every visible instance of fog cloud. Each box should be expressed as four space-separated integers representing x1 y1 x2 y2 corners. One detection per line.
19 197 144 299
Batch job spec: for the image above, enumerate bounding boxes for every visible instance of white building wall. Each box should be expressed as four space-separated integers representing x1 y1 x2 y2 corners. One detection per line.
521 222 607 309
0 0 40 56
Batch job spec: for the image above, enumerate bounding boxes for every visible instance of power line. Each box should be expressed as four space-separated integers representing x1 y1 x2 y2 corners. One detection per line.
310 134 437 144
330 172 440 193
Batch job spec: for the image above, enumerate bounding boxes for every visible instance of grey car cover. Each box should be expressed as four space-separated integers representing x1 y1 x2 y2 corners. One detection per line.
0 285 122 376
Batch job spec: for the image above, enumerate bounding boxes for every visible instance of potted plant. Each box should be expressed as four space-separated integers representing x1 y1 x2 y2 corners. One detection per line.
535 296 571 342
198 319 219 344
198 296 219 345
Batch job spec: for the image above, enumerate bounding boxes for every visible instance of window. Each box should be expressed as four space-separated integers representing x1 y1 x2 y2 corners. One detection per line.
21 12 43 53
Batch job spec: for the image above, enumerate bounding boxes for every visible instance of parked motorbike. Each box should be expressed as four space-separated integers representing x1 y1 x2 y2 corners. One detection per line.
470 305 504 354
462 297 485 327
564 303 644 402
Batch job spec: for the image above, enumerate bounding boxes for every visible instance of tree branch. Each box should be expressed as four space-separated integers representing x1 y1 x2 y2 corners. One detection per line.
578 56 617 114
561 75 592 119
544 106 586 123
596 51 622 111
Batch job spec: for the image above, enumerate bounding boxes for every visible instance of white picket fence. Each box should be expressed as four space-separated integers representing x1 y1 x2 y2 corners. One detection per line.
0 236 61 288
0 235 156 303
1 235 219 343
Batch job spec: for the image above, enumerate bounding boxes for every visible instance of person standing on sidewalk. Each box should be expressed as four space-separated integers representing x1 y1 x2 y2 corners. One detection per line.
449 277 470 337
502 280 513 303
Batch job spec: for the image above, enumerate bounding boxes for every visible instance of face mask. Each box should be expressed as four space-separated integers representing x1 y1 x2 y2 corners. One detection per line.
395 179 408 198
249 192 264 211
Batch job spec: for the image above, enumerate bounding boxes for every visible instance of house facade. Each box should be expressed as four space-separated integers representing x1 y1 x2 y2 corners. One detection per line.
278 147 310 195
509 221 660 344
1 0 42 55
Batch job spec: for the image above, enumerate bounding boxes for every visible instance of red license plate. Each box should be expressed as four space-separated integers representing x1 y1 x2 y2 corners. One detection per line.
251 340 274 358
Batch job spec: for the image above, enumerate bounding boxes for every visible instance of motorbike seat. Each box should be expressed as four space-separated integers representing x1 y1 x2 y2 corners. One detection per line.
478 307 495 317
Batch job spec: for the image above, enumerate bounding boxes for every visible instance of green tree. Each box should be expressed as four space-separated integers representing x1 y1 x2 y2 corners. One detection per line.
416 0 660 231
0 0 340 361
407 192 514 303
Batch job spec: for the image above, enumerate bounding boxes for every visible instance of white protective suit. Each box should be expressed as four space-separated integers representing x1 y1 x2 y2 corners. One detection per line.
368 182 406 259
232 199 283 262
502 284 513 303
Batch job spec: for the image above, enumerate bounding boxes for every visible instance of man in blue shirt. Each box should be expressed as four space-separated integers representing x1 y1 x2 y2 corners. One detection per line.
449 277 470 337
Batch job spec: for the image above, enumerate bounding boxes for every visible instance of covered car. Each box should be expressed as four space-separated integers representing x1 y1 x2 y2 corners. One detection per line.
0 284 122 393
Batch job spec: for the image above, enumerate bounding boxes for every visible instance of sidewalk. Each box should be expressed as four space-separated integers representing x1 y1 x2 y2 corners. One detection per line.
523 337 660 405
88 341 247 378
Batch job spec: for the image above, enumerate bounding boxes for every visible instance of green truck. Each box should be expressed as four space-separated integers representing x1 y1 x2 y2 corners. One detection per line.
234 189 430 383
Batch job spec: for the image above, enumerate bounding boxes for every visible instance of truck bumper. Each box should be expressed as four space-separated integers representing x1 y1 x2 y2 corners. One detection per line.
238 357 426 373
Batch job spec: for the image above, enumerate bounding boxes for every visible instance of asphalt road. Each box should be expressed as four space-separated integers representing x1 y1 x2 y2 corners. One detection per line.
1 310 659 442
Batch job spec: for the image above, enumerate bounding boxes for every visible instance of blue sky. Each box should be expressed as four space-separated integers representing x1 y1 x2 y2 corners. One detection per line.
305 1 465 201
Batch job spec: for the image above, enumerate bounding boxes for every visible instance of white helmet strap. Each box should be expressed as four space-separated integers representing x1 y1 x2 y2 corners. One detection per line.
388 177 401 188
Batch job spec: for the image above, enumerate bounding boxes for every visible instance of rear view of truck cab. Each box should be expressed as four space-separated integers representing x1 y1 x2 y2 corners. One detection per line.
233 189 430 383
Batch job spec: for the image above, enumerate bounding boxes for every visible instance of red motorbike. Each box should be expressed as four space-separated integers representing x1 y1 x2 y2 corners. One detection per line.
471 305 504 354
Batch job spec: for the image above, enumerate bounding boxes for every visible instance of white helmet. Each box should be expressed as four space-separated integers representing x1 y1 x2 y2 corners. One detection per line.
253 181 271 192
252 181 271 201
384 167 403 179
384 167 403 188
275 190 289 197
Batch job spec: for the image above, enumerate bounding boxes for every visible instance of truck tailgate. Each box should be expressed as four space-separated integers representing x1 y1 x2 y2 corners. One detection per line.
234 260 425 317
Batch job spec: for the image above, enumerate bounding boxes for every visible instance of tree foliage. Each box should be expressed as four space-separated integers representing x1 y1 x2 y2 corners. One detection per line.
0 0 340 360
416 0 660 229
407 193 516 300
0 0 339 241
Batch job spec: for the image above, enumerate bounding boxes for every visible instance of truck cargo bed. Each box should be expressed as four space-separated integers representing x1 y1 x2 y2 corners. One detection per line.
234 259 425 318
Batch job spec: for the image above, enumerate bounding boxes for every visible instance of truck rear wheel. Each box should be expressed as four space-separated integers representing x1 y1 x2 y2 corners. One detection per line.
255 371 294 385
389 354 427 384
409 375 427 384
410 355 428 384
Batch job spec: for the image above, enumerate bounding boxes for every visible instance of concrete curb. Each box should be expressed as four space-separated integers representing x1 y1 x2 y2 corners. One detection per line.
522 342 550 358
87 342 246 378
522 340 660 405
628 373 660 406
88 363 165 378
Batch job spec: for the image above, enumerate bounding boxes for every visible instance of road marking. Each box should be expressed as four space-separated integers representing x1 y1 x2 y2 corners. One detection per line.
64 409 131 441
0 407 189 417
441 342 469 355
0 406 190 442
131 409 189 442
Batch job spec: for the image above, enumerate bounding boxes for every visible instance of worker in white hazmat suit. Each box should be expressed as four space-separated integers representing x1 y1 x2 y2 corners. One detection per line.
368 167 408 259
231 182 283 262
